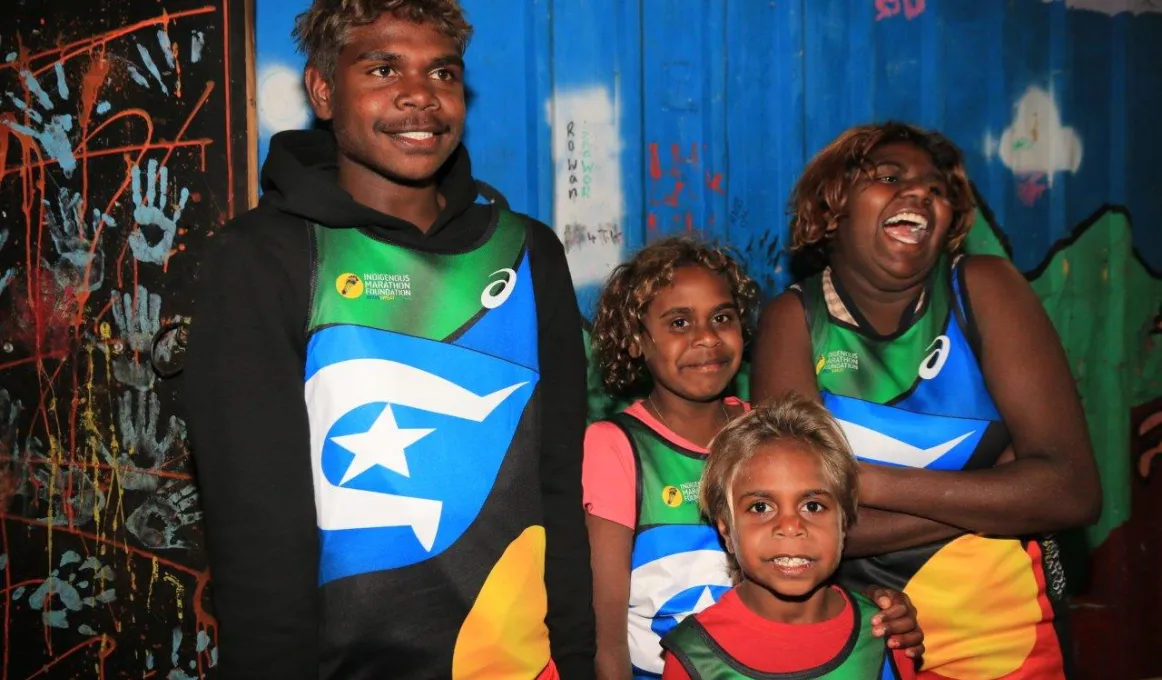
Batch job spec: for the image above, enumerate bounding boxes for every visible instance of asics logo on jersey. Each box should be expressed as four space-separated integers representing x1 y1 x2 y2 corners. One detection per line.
918 334 951 380
481 268 518 309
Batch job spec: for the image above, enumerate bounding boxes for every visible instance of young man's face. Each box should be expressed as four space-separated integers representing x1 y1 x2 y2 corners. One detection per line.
307 14 466 186
718 441 844 621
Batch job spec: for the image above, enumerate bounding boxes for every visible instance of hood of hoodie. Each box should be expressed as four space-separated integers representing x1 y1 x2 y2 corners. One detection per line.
259 129 481 242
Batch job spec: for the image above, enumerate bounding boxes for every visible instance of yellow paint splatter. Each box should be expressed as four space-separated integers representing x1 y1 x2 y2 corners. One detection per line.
147 557 159 612
164 573 185 621
98 321 111 339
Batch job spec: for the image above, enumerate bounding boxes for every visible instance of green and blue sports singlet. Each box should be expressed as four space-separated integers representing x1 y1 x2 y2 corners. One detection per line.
609 414 733 679
660 589 904 679
796 256 1070 680
303 208 556 679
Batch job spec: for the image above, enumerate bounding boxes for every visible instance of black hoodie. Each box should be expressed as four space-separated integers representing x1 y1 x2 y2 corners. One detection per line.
185 130 594 679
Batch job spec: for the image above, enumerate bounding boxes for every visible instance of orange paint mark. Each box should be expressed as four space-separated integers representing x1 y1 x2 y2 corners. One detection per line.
3 138 211 180
23 634 116 679
705 171 724 194
78 51 112 131
662 181 685 207
647 213 658 232
9 7 217 76
648 143 662 181
1 514 201 578
224 0 235 216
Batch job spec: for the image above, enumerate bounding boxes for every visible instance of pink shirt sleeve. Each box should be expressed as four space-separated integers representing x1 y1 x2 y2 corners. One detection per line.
582 420 637 530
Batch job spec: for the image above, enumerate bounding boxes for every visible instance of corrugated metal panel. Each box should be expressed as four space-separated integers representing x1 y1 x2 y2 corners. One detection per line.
255 0 1162 311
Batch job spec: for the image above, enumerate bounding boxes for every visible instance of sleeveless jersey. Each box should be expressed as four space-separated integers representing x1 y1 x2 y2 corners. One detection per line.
609 414 733 679
797 257 1071 680
660 589 903 680
303 207 555 678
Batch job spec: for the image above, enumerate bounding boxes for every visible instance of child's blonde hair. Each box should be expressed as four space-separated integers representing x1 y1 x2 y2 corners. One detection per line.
700 394 859 580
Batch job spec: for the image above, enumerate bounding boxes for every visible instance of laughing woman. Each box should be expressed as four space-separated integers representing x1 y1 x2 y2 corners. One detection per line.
751 122 1100 679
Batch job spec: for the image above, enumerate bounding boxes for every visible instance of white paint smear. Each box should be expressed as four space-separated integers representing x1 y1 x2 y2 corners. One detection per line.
993 87 1082 185
546 86 624 288
1042 0 1162 15
258 63 311 135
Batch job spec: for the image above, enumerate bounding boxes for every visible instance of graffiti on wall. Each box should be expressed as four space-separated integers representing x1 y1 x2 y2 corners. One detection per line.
985 87 1084 207
0 1 246 677
549 86 625 296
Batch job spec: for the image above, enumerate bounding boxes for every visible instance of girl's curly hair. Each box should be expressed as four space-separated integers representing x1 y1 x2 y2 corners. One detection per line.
293 0 473 85
591 237 759 396
788 121 976 266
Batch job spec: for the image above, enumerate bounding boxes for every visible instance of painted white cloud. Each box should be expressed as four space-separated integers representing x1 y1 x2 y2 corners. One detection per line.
545 86 624 287
258 63 311 135
1042 0 1162 15
990 87 1082 185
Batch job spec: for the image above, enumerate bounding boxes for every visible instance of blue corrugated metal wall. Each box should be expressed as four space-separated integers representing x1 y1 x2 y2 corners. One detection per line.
255 0 1162 316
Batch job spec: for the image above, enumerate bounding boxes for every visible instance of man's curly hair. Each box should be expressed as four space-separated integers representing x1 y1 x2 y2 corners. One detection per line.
591 237 759 396
293 0 473 84
787 121 976 266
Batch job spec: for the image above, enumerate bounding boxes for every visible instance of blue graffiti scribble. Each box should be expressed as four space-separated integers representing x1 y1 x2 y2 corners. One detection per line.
147 651 155 671
53 62 68 100
4 52 15 62
171 627 182 666
0 228 14 298
22 68 55 110
96 100 110 115
79 624 97 635
127 64 150 89
130 159 189 265
26 552 116 631
136 41 168 95
2 68 76 176
157 30 175 69
43 187 115 293
190 32 205 63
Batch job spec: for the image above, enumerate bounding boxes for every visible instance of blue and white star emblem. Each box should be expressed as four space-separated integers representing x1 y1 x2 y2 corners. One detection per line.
304 325 537 583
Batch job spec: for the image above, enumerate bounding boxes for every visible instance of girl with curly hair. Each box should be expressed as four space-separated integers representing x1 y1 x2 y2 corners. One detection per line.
583 237 922 679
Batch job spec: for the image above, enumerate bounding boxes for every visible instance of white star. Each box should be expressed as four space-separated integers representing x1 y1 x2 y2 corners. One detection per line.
676 587 718 625
330 404 435 484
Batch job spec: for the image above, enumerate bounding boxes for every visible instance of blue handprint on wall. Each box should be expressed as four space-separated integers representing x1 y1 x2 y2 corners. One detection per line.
106 390 186 492
43 187 116 294
107 285 162 389
2 65 77 176
126 480 202 550
130 159 190 266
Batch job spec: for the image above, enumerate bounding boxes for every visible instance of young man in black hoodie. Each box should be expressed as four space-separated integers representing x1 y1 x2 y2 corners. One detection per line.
184 1 595 678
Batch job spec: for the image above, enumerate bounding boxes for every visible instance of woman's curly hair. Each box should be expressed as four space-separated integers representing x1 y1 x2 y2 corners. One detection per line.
591 237 759 396
788 121 976 266
293 0 473 84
